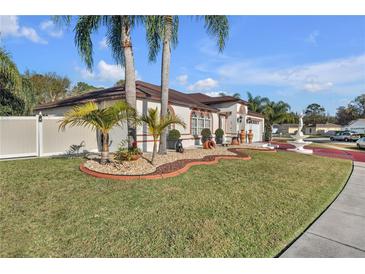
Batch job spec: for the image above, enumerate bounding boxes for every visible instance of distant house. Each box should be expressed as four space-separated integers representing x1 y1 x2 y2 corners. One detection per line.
304 123 342 135
273 124 299 135
35 81 265 152
343 119 365 134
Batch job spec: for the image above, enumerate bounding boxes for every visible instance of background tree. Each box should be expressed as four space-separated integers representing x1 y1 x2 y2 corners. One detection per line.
262 100 292 141
280 111 299 124
25 71 70 104
0 47 21 91
144 15 229 155
335 93 365 125
246 91 269 113
70 81 101 96
219 91 240 98
0 87 25 116
0 48 36 115
114 79 125 87
351 94 365 117
303 103 326 125
336 105 360 125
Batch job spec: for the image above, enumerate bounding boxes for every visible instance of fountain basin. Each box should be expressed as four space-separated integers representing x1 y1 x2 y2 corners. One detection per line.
287 140 313 154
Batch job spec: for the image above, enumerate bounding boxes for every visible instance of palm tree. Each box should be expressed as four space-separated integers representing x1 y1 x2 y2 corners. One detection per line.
246 91 269 113
56 16 140 148
59 101 137 164
140 107 185 164
144 15 229 155
0 47 21 91
232 92 241 99
262 100 291 141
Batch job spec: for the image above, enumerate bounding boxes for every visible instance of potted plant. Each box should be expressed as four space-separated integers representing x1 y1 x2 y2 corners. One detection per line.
167 129 181 149
215 128 224 144
115 141 142 161
201 128 212 144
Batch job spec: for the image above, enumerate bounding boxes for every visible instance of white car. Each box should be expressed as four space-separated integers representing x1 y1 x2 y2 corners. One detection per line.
356 137 365 149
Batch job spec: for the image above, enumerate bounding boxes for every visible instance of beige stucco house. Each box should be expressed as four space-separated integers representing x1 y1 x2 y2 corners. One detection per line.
304 123 342 135
273 124 299 135
35 81 265 152
343 119 365 134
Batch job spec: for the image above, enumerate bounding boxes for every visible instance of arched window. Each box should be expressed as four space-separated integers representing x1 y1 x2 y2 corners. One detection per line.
191 112 198 135
191 111 213 135
198 113 205 135
204 113 211 130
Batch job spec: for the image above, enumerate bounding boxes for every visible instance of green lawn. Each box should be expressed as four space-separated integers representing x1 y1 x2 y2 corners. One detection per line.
0 151 351 257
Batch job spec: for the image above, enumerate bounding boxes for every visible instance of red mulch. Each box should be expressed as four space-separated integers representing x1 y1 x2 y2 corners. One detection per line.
271 141 365 162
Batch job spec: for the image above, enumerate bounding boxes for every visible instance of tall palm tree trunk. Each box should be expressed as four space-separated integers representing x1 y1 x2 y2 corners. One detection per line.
101 132 110 164
158 15 173 155
152 137 158 164
121 17 137 149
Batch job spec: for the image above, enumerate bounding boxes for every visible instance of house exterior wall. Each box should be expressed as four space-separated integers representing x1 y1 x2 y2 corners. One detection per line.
36 98 264 152
343 119 365 134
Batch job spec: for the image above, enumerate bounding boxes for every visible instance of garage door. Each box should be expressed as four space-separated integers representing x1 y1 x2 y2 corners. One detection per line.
248 122 262 142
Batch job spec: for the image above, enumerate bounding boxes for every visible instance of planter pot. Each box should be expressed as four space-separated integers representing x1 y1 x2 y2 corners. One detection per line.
119 152 142 161
240 130 246 144
231 137 240 145
215 137 223 144
248 129 254 144
129 154 141 161
167 139 178 149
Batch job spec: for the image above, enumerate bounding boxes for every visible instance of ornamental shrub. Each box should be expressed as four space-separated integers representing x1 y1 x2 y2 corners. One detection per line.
167 129 181 140
215 128 224 138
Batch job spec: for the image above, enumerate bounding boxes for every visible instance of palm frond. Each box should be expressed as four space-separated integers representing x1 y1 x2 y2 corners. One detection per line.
74 16 103 69
144 16 164 62
106 16 124 65
140 107 185 137
203 16 229 52
0 47 21 90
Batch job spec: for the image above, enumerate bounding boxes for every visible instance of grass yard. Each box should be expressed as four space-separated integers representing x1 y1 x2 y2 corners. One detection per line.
0 151 352 257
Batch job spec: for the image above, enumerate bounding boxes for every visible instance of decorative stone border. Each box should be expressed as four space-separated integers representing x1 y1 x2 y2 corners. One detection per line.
80 148 251 181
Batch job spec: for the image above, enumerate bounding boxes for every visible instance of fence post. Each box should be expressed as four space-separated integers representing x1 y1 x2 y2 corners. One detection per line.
37 112 43 157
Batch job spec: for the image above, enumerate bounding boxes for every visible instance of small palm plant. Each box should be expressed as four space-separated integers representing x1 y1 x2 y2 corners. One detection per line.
140 107 185 164
59 101 137 164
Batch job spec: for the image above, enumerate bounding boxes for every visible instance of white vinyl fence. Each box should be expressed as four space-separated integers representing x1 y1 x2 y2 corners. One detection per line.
0 115 98 159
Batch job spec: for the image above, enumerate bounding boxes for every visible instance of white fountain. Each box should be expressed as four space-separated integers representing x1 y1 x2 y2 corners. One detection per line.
287 113 313 154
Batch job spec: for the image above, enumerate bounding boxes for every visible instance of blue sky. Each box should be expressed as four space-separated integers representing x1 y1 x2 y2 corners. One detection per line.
0 15 364 114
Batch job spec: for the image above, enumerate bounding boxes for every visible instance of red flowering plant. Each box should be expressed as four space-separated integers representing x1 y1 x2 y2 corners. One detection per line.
115 140 142 161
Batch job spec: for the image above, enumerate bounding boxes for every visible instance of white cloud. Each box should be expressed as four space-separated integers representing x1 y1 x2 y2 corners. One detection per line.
305 30 320 45
188 78 219 91
40 20 63 38
176 74 188 85
217 54 365 93
76 60 141 83
0 16 47 44
99 37 108 49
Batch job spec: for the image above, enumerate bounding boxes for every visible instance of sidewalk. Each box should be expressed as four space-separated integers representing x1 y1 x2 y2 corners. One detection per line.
280 161 365 257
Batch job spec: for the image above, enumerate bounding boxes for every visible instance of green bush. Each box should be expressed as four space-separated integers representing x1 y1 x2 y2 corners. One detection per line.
168 129 181 140
215 128 224 138
201 128 212 143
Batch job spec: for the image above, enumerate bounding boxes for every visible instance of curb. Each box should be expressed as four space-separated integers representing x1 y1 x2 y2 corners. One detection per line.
80 154 251 181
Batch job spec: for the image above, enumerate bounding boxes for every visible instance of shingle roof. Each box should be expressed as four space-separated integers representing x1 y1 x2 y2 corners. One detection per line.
35 81 219 112
187 93 248 105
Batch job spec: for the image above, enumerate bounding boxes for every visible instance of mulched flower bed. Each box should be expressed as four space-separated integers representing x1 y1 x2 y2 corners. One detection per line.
153 148 249 175
80 148 251 180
